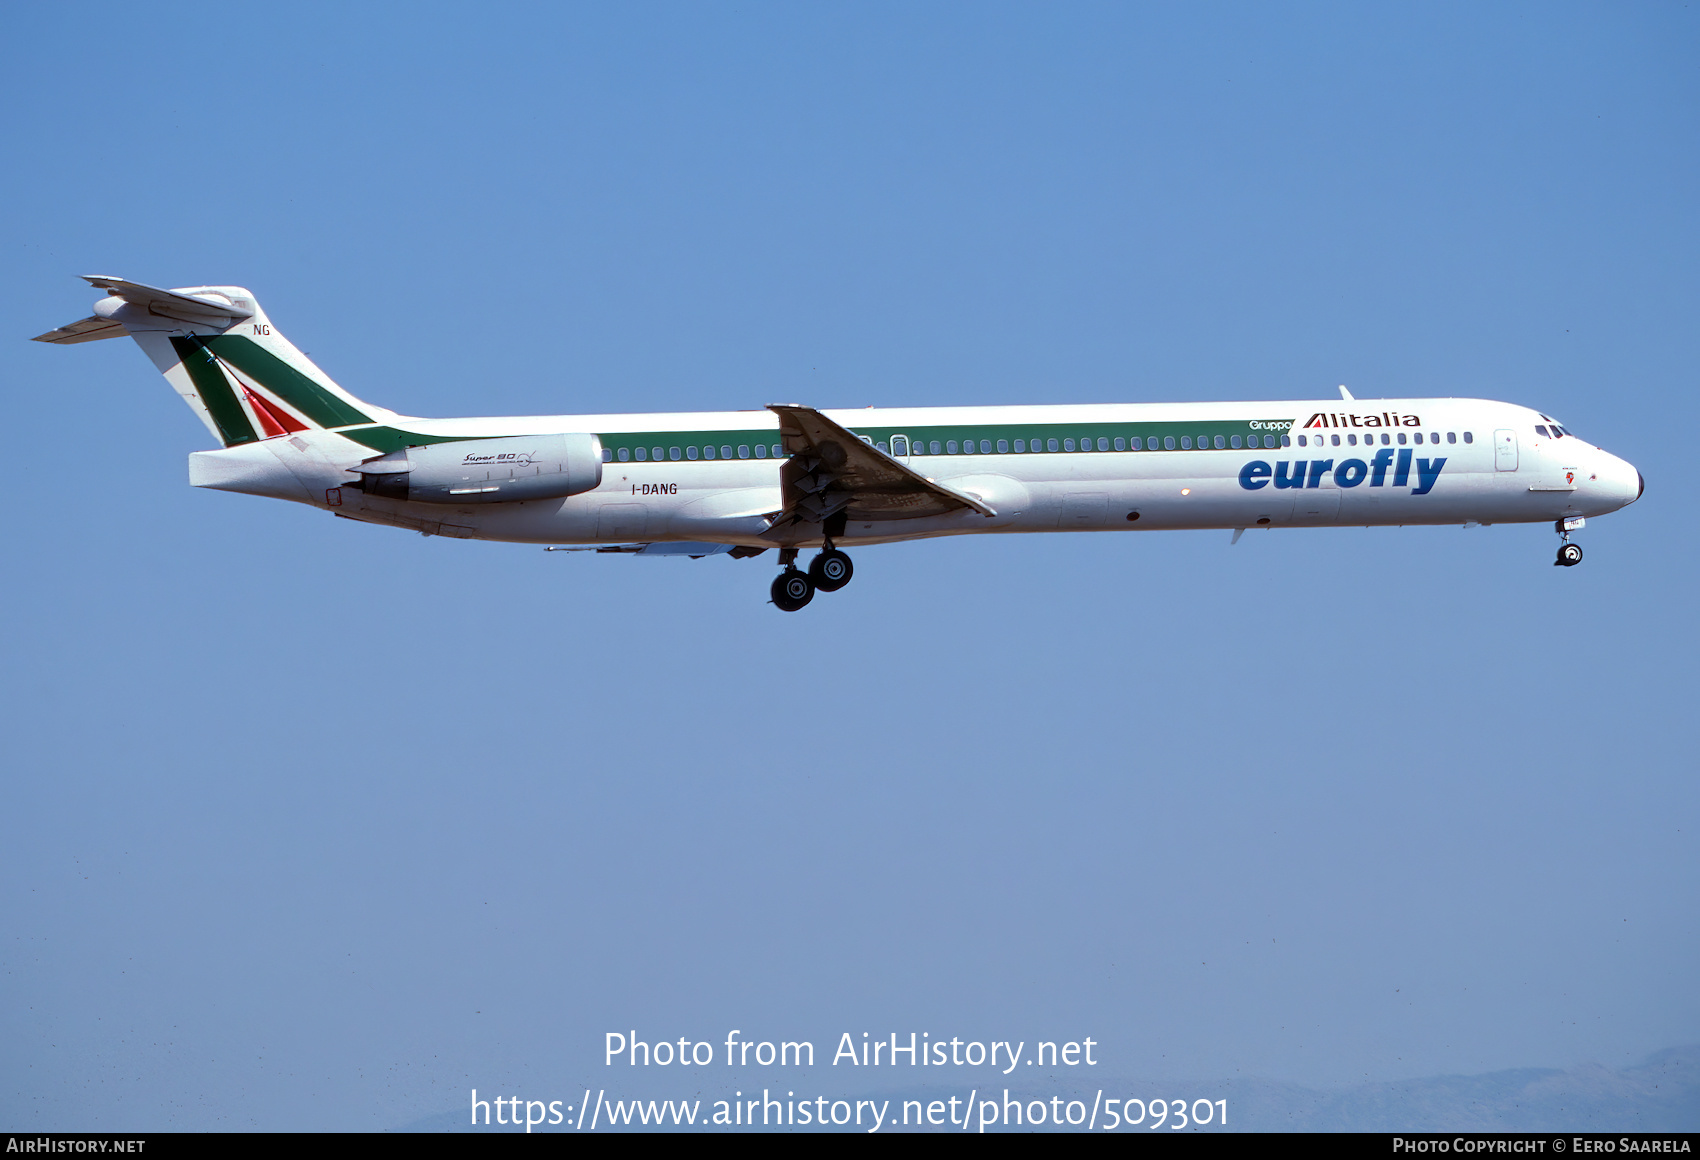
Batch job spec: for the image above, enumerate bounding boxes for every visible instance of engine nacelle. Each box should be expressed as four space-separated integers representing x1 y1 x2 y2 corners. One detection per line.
351 433 603 504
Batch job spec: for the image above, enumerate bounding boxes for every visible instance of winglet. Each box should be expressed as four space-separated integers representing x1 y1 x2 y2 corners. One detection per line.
1338 384 1355 401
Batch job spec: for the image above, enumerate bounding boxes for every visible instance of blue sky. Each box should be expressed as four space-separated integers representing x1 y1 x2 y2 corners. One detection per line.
3 2 1695 1130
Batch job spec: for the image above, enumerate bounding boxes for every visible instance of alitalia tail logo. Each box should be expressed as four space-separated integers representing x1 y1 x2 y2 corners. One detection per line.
1304 411 1422 429
1239 448 1446 495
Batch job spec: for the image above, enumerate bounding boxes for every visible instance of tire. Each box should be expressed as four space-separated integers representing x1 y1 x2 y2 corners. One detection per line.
1557 543 1583 567
771 568 815 611
809 549 854 592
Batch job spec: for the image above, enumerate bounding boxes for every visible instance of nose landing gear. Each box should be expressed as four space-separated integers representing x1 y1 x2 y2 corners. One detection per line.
1554 516 1585 567
769 543 855 611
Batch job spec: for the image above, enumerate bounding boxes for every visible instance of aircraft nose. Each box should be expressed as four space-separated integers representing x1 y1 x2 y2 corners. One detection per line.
1610 455 1642 506
1622 460 1644 505
1590 452 1641 510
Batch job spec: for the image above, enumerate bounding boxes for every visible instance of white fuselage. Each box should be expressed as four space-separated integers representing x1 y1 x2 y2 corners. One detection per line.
198 397 1643 547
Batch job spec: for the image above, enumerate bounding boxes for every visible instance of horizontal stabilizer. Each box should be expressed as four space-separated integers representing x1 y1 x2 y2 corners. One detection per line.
32 314 127 344
79 275 255 327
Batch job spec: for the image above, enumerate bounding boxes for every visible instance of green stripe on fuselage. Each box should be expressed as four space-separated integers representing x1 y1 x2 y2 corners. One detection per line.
594 417 1296 461
171 337 257 447
199 336 371 428
329 416 1299 462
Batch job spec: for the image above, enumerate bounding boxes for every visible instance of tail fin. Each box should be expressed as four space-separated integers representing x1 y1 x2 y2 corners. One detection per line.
34 276 399 448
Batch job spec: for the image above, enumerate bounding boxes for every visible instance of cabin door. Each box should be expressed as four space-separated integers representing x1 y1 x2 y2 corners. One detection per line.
1494 429 1519 471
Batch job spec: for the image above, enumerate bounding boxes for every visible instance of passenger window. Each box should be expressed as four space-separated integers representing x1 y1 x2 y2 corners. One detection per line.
931 440 943 454
947 440 959 454
1047 438 1059 452
738 444 750 458
686 447 697 460
1463 432 1473 443
652 447 663 461
772 444 782 457
754 445 767 458
1346 434 1357 446
981 440 991 453
1163 436 1175 450
1095 437 1107 451
601 448 613 462
1130 437 1143 450
1115 437 1126 451
1396 433 1406 445
1281 435 1291 447
1180 436 1192 449
1063 438 1076 451
721 445 732 458
877 441 888 453
892 435 909 456
703 445 715 459
635 447 648 461
1297 435 1307 447
1429 433 1438 443
997 439 1008 453
1013 439 1025 452
1446 432 1456 444
1412 433 1422 445
618 447 631 461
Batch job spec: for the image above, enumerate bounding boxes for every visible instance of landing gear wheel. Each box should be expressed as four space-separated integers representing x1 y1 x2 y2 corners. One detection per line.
771 568 815 611
809 549 854 592
1556 543 1583 567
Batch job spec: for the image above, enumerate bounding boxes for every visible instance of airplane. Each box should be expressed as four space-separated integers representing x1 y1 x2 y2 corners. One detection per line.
35 276 1644 611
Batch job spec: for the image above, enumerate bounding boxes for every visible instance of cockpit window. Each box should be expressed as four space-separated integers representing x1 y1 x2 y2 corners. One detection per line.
1535 425 1550 437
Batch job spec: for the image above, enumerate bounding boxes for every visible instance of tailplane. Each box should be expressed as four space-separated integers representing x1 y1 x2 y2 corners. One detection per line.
34 276 400 447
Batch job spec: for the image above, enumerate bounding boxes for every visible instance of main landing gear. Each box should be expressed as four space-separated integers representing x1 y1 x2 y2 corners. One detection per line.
769 545 855 611
1554 516 1585 567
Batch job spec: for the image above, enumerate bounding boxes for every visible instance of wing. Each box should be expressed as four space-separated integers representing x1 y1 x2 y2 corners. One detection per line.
764 404 994 541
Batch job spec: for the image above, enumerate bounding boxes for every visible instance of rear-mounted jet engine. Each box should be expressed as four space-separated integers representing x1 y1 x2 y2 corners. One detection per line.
351 433 602 504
